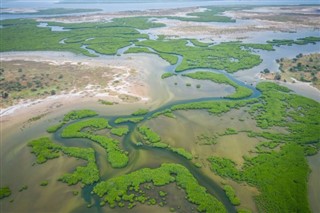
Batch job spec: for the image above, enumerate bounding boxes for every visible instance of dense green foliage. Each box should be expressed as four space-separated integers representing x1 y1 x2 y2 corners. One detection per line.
46 122 66 133
40 181 49 186
0 17 162 56
63 109 98 122
250 82 320 146
183 71 253 98
170 147 193 160
93 163 226 212
208 143 310 212
223 185 240 206
0 187 11 199
61 118 111 137
124 47 154 54
136 39 269 73
171 99 258 115
110 127 129 137
161 72 176 79
61 118 128 168
132 108 149 116
267 36 320 46
114 117 144 124
28 137 99 185
138 125 161 143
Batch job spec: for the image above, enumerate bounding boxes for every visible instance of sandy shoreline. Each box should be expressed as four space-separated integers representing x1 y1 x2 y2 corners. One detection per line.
0 51 153 134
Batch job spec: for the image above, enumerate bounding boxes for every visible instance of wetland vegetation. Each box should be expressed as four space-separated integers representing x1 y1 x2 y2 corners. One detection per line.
1 4 320 213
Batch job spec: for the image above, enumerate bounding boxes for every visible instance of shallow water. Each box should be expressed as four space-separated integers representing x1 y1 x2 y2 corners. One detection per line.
1 4 320 212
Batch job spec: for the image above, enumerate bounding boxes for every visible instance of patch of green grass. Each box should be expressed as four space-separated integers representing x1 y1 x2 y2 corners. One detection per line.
161 73 176 79
138 125 161 143
183 71 253 99
110 127 129 137
63 109 98 122
170 147 193 160
223 185 240 206
98 99 114 105
0 17 161 56
93 163 226 212
136 39 272 73
0 187 11 199
171 99 258 115
267 36 320 46
124 47 154 54
61 118 128 168
208 143 310 212
40 181 49 186
114 117 144 124
132 108 149 116
47 121 66 133
28 137 99 185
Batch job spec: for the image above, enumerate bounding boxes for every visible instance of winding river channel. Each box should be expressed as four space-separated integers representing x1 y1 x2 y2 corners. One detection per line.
1 14 319 211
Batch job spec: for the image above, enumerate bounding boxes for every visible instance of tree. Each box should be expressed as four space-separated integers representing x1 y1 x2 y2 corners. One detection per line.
263 68 270 73
274 73 281 80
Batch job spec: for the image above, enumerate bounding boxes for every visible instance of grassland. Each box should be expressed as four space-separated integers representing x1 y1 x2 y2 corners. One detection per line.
93 163 226 212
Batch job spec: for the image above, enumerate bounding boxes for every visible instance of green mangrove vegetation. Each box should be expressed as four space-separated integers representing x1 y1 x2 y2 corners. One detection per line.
136 39 271 73
208 143 310 213
114 117 144 124
0 17 162 56
93 163 226 212
124 47 154 54
110 127 129 137
183 71 253 98
161 72 176 79
28 137 99 185
138 125 161 143
267 36 320 46
171 99 258 115
223 185 240 206
61 118 128 168
47 121 66 133
63 109 98 122
0 187 11 199
40 181 49 186
137 125 193 160
132 108 149 116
